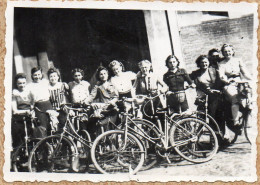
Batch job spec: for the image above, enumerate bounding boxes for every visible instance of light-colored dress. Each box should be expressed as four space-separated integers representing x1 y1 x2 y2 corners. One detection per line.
218 58 250 103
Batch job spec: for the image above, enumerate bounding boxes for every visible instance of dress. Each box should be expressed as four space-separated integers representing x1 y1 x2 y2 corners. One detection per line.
218 58 246 103
68 80 90 104
110 71 136 99
163 68 193 113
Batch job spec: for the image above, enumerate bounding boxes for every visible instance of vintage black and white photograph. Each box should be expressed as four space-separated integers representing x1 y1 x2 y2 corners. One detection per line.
4 1 258 182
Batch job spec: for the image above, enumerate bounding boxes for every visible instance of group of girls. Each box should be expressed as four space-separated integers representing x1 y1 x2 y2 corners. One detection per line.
12 43 252 148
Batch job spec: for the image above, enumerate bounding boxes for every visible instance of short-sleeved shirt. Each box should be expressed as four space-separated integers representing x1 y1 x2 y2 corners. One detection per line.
68 80 90 103
12 88 32 110
27 79 50 103
163 68 193 92
110 71 136 94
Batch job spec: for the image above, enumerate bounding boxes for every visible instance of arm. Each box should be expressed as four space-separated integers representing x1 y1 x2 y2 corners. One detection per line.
239 60 252 81
157 76 168 93
183 69 196 88
85 85 98 104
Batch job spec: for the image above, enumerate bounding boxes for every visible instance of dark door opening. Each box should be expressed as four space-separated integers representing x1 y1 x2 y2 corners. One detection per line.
14 8 151 83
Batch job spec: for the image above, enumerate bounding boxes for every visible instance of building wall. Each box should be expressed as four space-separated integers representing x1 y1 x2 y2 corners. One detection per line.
179 14 254 73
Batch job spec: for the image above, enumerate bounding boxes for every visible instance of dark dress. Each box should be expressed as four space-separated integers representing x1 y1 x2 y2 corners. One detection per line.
163 68 193 113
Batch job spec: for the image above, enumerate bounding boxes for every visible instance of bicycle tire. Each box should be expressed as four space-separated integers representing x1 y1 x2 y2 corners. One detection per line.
169 118 218 163
131 119 160 171
77 129 92 172
91 130 145 174
28 135 77 172
243 112 251 145
12 139 40 172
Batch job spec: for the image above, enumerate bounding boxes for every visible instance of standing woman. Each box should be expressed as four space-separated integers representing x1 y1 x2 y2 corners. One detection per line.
28 66 52 137
12 73 33 148
163 55 196 113
86 66 119 136
134 60 168 96
190 55 221 118
218 44 252 126
134 60 168 117
109 60 136 99
47 67 69 110
87 66 119 105
68 68 90 104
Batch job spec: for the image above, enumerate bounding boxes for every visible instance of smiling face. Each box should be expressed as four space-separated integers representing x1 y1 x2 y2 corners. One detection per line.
49 72 59 85
222 46 234 59
16 78 27 92
199 58 210 70
111 64 122 76
140 64 150 76
73 72 83 83
167 57 179 70
32 70 43 83
99 69 109 82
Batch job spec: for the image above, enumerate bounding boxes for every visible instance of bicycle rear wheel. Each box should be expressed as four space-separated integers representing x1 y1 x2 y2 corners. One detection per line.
169 118 218 163
91 130 145 174
28 135 77 172
130 119 160 171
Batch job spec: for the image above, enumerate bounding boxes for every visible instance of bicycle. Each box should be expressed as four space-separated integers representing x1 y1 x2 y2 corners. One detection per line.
11 110 39 172
91 97 219 174
28 104 92 173
220 81 253 144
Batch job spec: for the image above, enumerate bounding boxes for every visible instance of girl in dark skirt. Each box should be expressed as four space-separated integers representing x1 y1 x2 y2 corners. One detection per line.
163 55 196 113
28 67 52 137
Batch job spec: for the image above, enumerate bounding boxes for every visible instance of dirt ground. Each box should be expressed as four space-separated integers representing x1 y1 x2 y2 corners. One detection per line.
138 132 254 177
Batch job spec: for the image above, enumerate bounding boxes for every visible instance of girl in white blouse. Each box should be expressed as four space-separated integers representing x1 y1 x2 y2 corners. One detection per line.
27 67 52 137
109 60 136 99
218 44 252 126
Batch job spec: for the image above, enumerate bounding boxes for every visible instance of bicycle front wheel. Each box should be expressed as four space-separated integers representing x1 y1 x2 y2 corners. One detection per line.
169 118 218 163
12 139 40 172
91 130 145 174
28 135 77 172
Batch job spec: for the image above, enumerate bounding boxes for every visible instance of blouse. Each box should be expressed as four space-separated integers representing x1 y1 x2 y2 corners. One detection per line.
163 68 193 92
68 80 90 104
110 71 136 94
218 58 249 84
87 81 119 104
